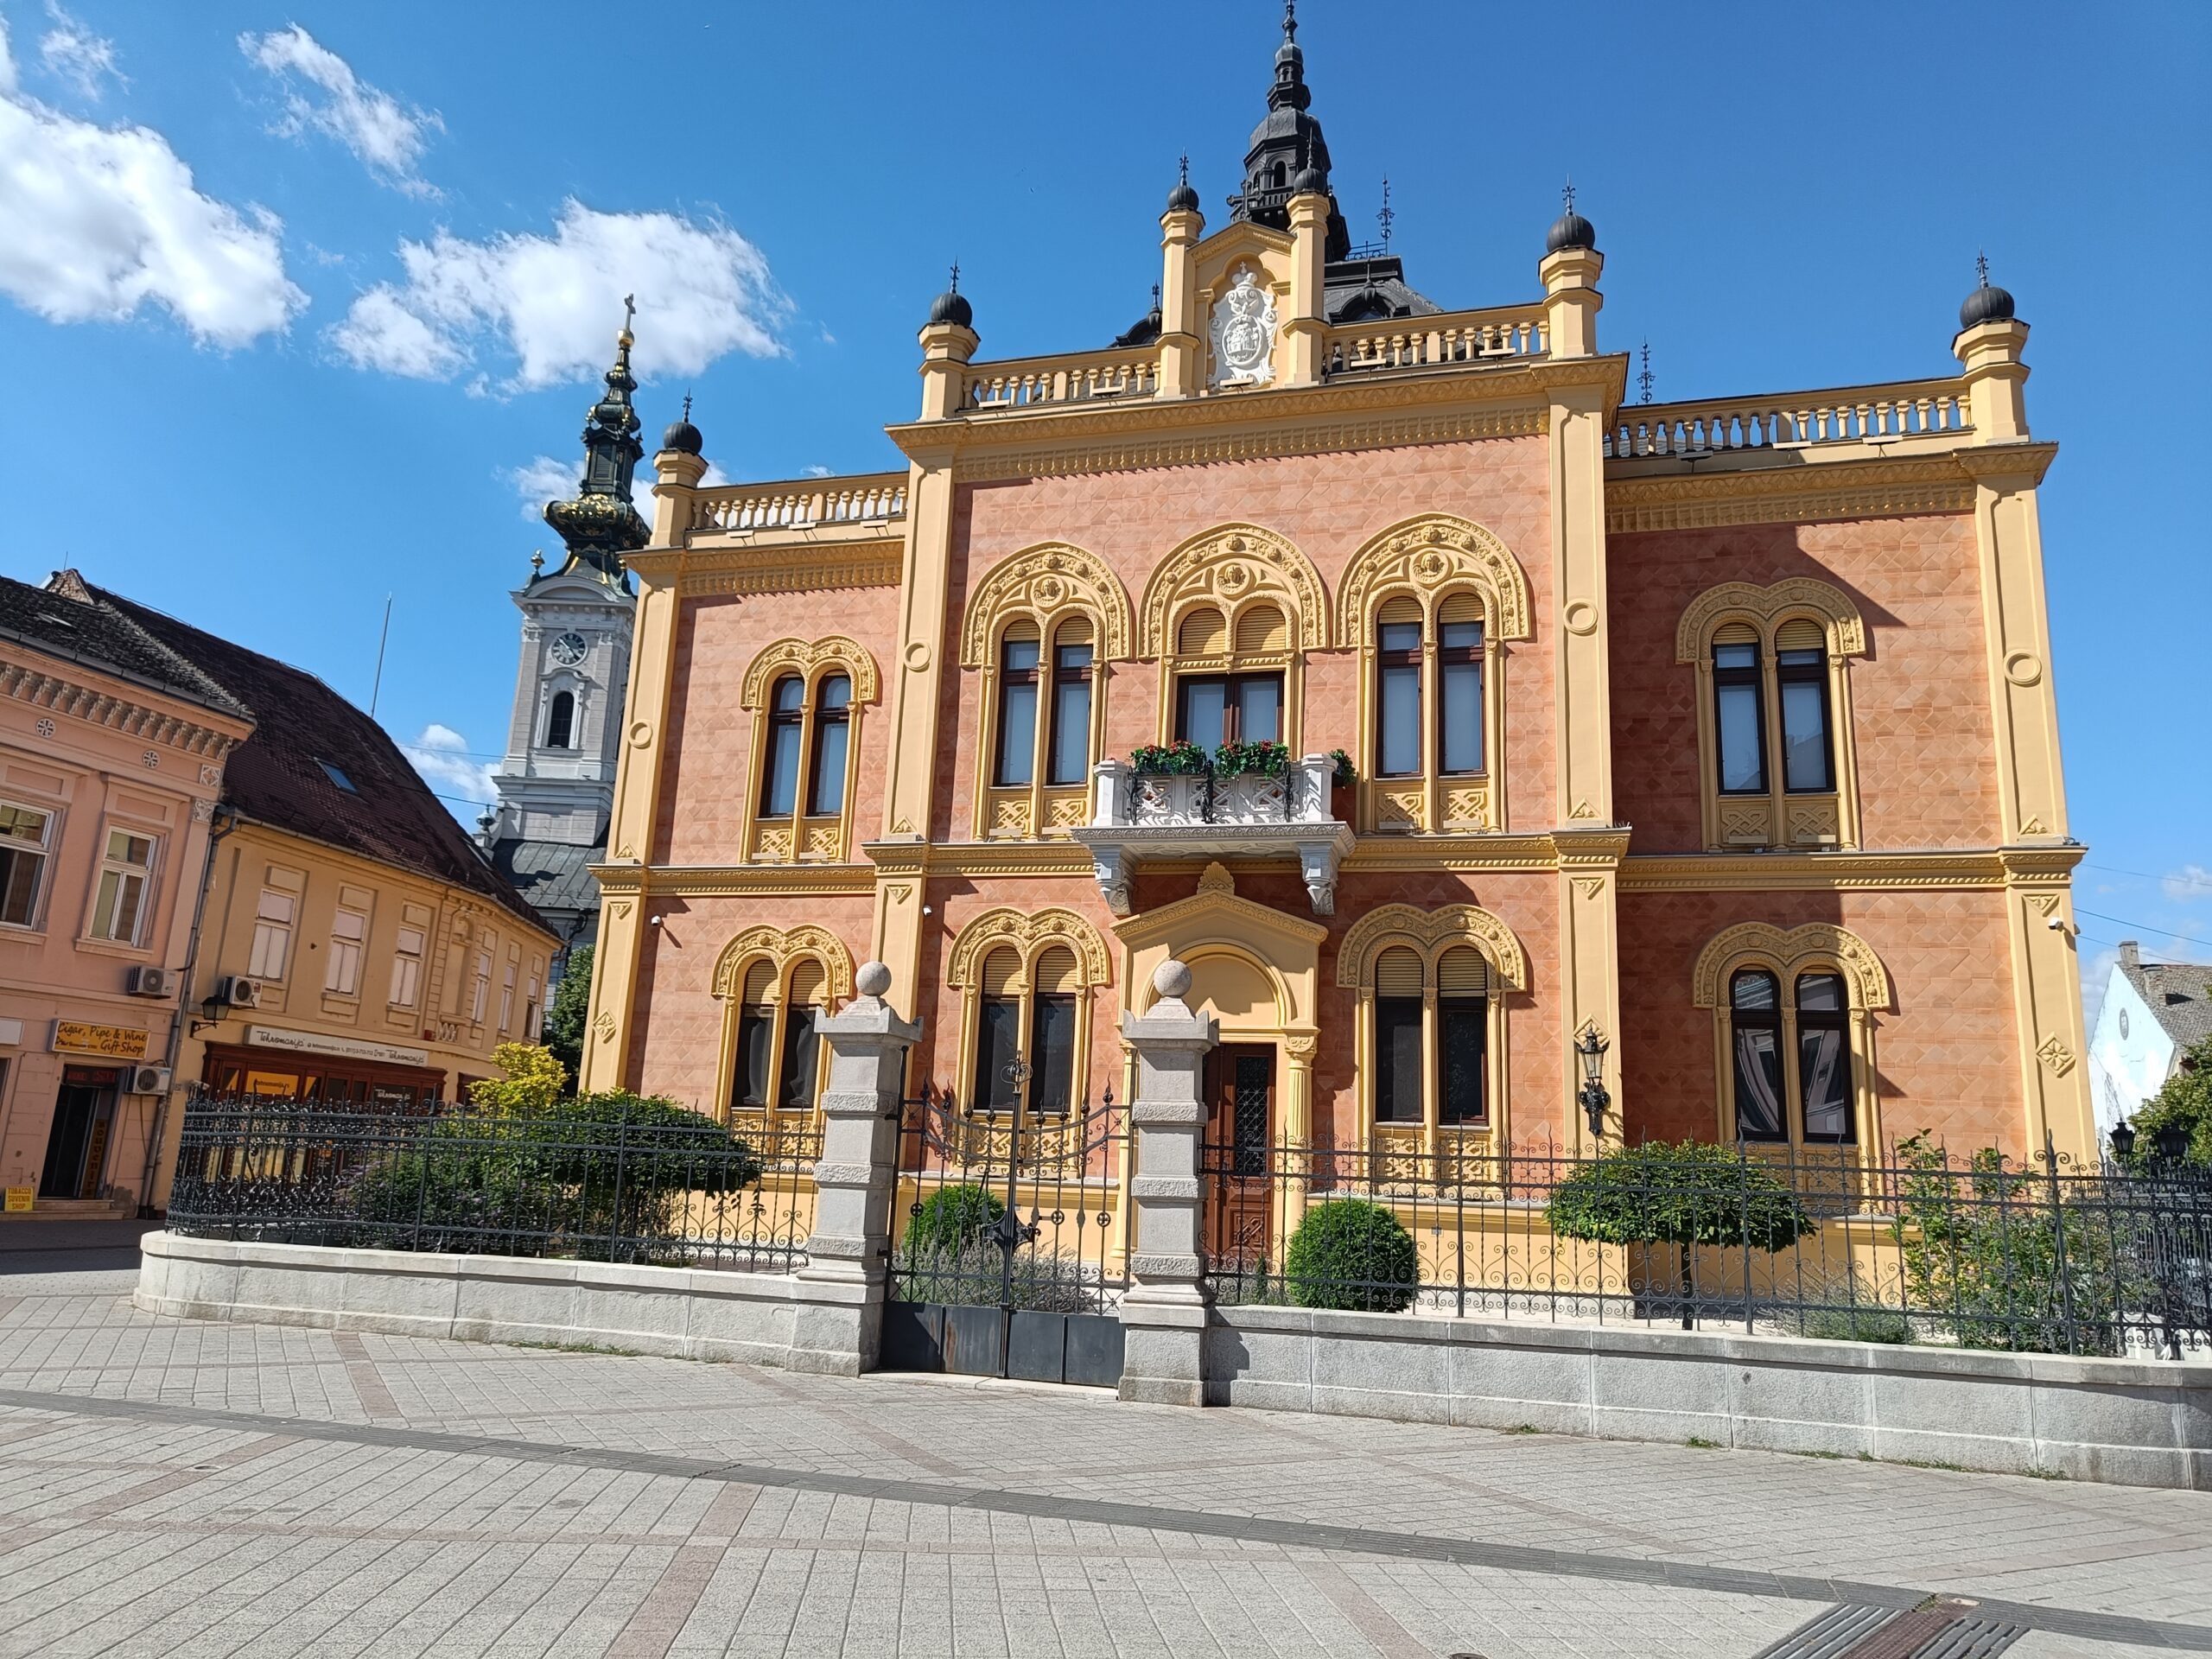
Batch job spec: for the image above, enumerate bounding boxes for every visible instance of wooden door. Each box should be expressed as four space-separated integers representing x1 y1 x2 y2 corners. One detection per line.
1205 1045 1275 1265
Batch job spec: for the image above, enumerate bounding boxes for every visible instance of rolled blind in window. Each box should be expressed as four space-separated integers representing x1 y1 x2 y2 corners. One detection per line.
1178 607 1228 656
980 949 1021 997
1437 946 1490 995
1375 947 1424 997
1775 618 1825 652
786 958 827 1007
1053 613 1092 647
1376 594 1422 628
1715 621 1759 646
1234 604 1287 655
1033 947 1080 995
741 961 775 1006
1439 592 1484 626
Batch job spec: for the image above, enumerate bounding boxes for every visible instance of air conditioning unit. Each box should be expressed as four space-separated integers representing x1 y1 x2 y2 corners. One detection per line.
125 1064 172 1096
214 975 261 1009
124 965 173 998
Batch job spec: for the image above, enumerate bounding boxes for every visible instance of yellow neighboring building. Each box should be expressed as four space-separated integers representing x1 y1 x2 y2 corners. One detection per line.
67 578 562 1209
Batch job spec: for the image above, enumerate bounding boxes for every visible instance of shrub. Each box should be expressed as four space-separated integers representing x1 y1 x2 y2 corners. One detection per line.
468 1043 569 1116
1212 740 1289 779
905 1183 1007 1255
1783 1270 1913 1345
1545 1141 1815 1251
1283 1198 1419 1313
1327 748 1357 787
2120 1035 2212 1172
1129 741 1209 775
541 945 593 1088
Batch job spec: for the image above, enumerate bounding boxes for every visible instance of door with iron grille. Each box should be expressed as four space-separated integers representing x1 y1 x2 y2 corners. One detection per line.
1204 1045 1275 1268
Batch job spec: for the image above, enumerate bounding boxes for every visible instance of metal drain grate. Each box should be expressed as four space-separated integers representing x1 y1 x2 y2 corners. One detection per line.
1754 1601 2026 1659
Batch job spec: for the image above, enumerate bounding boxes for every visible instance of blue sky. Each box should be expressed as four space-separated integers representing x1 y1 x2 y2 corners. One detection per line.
1 1 2205 1014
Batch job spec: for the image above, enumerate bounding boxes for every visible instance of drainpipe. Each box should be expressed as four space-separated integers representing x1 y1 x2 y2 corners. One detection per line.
138 801 238 1217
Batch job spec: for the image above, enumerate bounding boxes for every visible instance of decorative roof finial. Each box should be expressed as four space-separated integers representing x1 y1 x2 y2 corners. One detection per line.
1976 249 1991 288
682 391 693 423
1638 340 1654 405
948 261 960 295
1283 0 1297 42
1377 175 1394 249
530 550 544 574
1179 153 1190 187
1563 176 1576 215
1151 283 1162 307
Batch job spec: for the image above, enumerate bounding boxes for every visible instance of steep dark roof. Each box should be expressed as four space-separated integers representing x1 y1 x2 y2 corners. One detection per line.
0 574 247 721
73 576 550 938
486 836 603 924
1322 256 1441 324
2123 950 2212 1050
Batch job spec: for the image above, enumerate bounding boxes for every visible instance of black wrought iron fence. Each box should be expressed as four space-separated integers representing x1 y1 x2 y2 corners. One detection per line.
168 1094 821 1272
1199 1127 2212 1359
890 1083 1130 1316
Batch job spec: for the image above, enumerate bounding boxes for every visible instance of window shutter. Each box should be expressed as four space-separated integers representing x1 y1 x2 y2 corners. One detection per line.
1033 946 1080 995
981 948 1021 997
1002 616 1040 645
1439 592 1484 626
1376 594 1422 628
1775 617 1825 652
1715 621 1758 647
741 961 775 1005
1375 947 1424 997
1234 603 1287 655
1178 607 1228 656
786 957 828 1007
1054 613 1092 647
1437 947 1489 995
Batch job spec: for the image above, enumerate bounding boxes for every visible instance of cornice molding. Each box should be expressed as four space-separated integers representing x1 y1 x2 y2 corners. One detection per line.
1605 454 1980 534
0 655 245 760
625 541 904 596
1620 850 2013 892
1952 442 2059 486
588 863 878 898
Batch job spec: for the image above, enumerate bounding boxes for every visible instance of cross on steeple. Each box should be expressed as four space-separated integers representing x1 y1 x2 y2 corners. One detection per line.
1377 175 1394 249
948 261 960 294
1976 249 1991 287
1563 176 1576 215
1283 0 1296 42
1638 340 1654 405
622 293 636 333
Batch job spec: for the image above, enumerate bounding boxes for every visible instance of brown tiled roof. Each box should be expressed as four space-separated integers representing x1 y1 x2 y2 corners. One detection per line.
73 575 550 938
0 573 248 721
2124 951 2212 1051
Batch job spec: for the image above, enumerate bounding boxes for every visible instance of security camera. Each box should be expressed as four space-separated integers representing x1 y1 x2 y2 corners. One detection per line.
2044 915 2066 932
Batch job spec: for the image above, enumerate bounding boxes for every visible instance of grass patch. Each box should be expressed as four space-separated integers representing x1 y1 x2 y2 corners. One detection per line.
1684 1436 1722 1449
1889 1456 1969 1473
2024 1465 2069 1481
1789 1449 1844 1460
1500 1424 1542 1436
502 1338 646 1357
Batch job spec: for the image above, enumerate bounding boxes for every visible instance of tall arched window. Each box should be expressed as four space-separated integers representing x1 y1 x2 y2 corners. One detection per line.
544 690 575 750
995 624 1040 787
1729 969 1785 1141
982 614 1104 837
740 639 877 863
725 953 832 1116
807 675 851 817
1358 590 1496 833
968 944 1082 1116
1726 965 1858 1147
1173 602 1285 747
760 677 806 818
1796 971 1851 1141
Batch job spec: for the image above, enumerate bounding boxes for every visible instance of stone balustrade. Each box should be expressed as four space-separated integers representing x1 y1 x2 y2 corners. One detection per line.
1074 756 1352 916
1322 303 1548 377
688 474 908 536
961 347 1160 413
1605 380 1973 459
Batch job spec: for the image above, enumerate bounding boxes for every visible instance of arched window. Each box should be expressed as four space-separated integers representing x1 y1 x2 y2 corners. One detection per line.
724 953 833 1116
1677 581 1867 850
807 675 851 817
760 677 806 819
1729 969 1785 1141
1174 601 1286 748
946 907 1109 1116
1796 971 1851 1141
544 690 575 751
1047 618 1094 787
1360 590 1494 832
740 639 878 863
995 623 1040 787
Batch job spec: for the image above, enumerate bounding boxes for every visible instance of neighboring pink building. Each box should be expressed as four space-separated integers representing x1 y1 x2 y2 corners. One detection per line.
0 575 252 1214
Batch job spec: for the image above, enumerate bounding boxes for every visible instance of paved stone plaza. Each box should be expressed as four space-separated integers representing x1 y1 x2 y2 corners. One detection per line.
1 1233 2207 1658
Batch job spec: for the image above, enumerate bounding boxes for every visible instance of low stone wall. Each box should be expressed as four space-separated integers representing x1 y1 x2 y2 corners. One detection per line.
1203 1303 2212 1490
135 1230 876 1376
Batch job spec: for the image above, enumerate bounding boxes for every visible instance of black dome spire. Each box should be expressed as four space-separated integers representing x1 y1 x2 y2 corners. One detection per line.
1227 1 1349 260
926 262 973 329
661 391 702 456
1959 252 2016 330
1546 180 1596 253
1166 154 1200 213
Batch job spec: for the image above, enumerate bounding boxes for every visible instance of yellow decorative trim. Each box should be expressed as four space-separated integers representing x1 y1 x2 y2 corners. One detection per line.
1690 922 1893 1012
1620 852 2006 891
1608 455 1975 534
1674 579 1869 663
944 906 1112 991
1138 522 1328 656
958 543 1135 666
709 924 857 1001
1336 514 1535 644
665 544 903 596
591 864 878 898
1335 902 1530 992
739 637 880 708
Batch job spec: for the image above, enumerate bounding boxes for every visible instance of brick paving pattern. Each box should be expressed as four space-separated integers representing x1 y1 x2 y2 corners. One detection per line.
1 1263 2206 1657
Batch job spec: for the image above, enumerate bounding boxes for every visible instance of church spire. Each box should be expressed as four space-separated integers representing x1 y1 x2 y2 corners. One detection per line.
543 302 648 587
1228 0 1349 260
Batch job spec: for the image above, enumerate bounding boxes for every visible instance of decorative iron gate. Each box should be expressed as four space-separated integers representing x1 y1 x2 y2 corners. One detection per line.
882 1081 1131 1386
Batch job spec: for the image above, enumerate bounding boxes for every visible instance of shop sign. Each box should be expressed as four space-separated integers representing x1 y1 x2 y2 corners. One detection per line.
3 1187 32 1212
52 1020 149 1059
244 1024 429 1070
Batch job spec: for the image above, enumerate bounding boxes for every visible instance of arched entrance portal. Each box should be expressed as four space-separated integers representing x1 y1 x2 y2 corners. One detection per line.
1115 864 1323 1265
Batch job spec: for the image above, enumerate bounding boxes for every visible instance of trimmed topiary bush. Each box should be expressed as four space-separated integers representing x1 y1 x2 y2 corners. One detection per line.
1283 1198 1419 1313
904 1183 1006 1255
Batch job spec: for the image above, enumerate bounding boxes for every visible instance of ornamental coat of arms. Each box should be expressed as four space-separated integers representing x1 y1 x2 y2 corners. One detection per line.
1209 266 1278 388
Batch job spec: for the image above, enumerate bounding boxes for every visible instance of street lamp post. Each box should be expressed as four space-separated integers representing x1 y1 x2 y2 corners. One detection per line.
1575 1025 1611 1143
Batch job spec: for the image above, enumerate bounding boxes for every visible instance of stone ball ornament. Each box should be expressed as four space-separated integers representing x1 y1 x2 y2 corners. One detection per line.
855 961 893 999
1152 958 1193 1001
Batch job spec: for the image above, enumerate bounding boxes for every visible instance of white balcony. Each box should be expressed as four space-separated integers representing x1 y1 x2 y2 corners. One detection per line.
1071 754 1354 917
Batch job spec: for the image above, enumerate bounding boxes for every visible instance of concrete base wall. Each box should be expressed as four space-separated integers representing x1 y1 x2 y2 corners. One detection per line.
135 1230 864 1371
1202 1304 2212 1490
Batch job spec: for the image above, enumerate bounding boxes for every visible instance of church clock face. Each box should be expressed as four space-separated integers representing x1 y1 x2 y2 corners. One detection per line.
550 632 588 667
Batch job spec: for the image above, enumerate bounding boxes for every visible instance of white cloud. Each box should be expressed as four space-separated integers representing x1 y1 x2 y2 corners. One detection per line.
333 199 786 391
38 3 123 100
399 722 497 810
802 464 832 478
0 18 303 346
2162 863 2212 903
238 24 440 195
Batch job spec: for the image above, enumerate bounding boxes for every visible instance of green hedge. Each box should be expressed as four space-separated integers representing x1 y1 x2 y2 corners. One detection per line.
1284 1198 1419 1313
1544 1141 1815 1251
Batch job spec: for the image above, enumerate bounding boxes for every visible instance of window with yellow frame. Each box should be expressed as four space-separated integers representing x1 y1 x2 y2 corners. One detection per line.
736 638 877 863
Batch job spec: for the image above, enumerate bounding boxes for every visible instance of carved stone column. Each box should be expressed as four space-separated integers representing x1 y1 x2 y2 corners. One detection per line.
791 962 918 1376
1117 959 1218 1407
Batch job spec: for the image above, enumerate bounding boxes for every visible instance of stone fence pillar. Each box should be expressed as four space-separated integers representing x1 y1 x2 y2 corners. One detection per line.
791 961 918 1376
1117 959 1217 1406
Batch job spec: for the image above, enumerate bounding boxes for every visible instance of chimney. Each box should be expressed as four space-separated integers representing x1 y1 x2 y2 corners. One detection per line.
2118 939 2140 972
